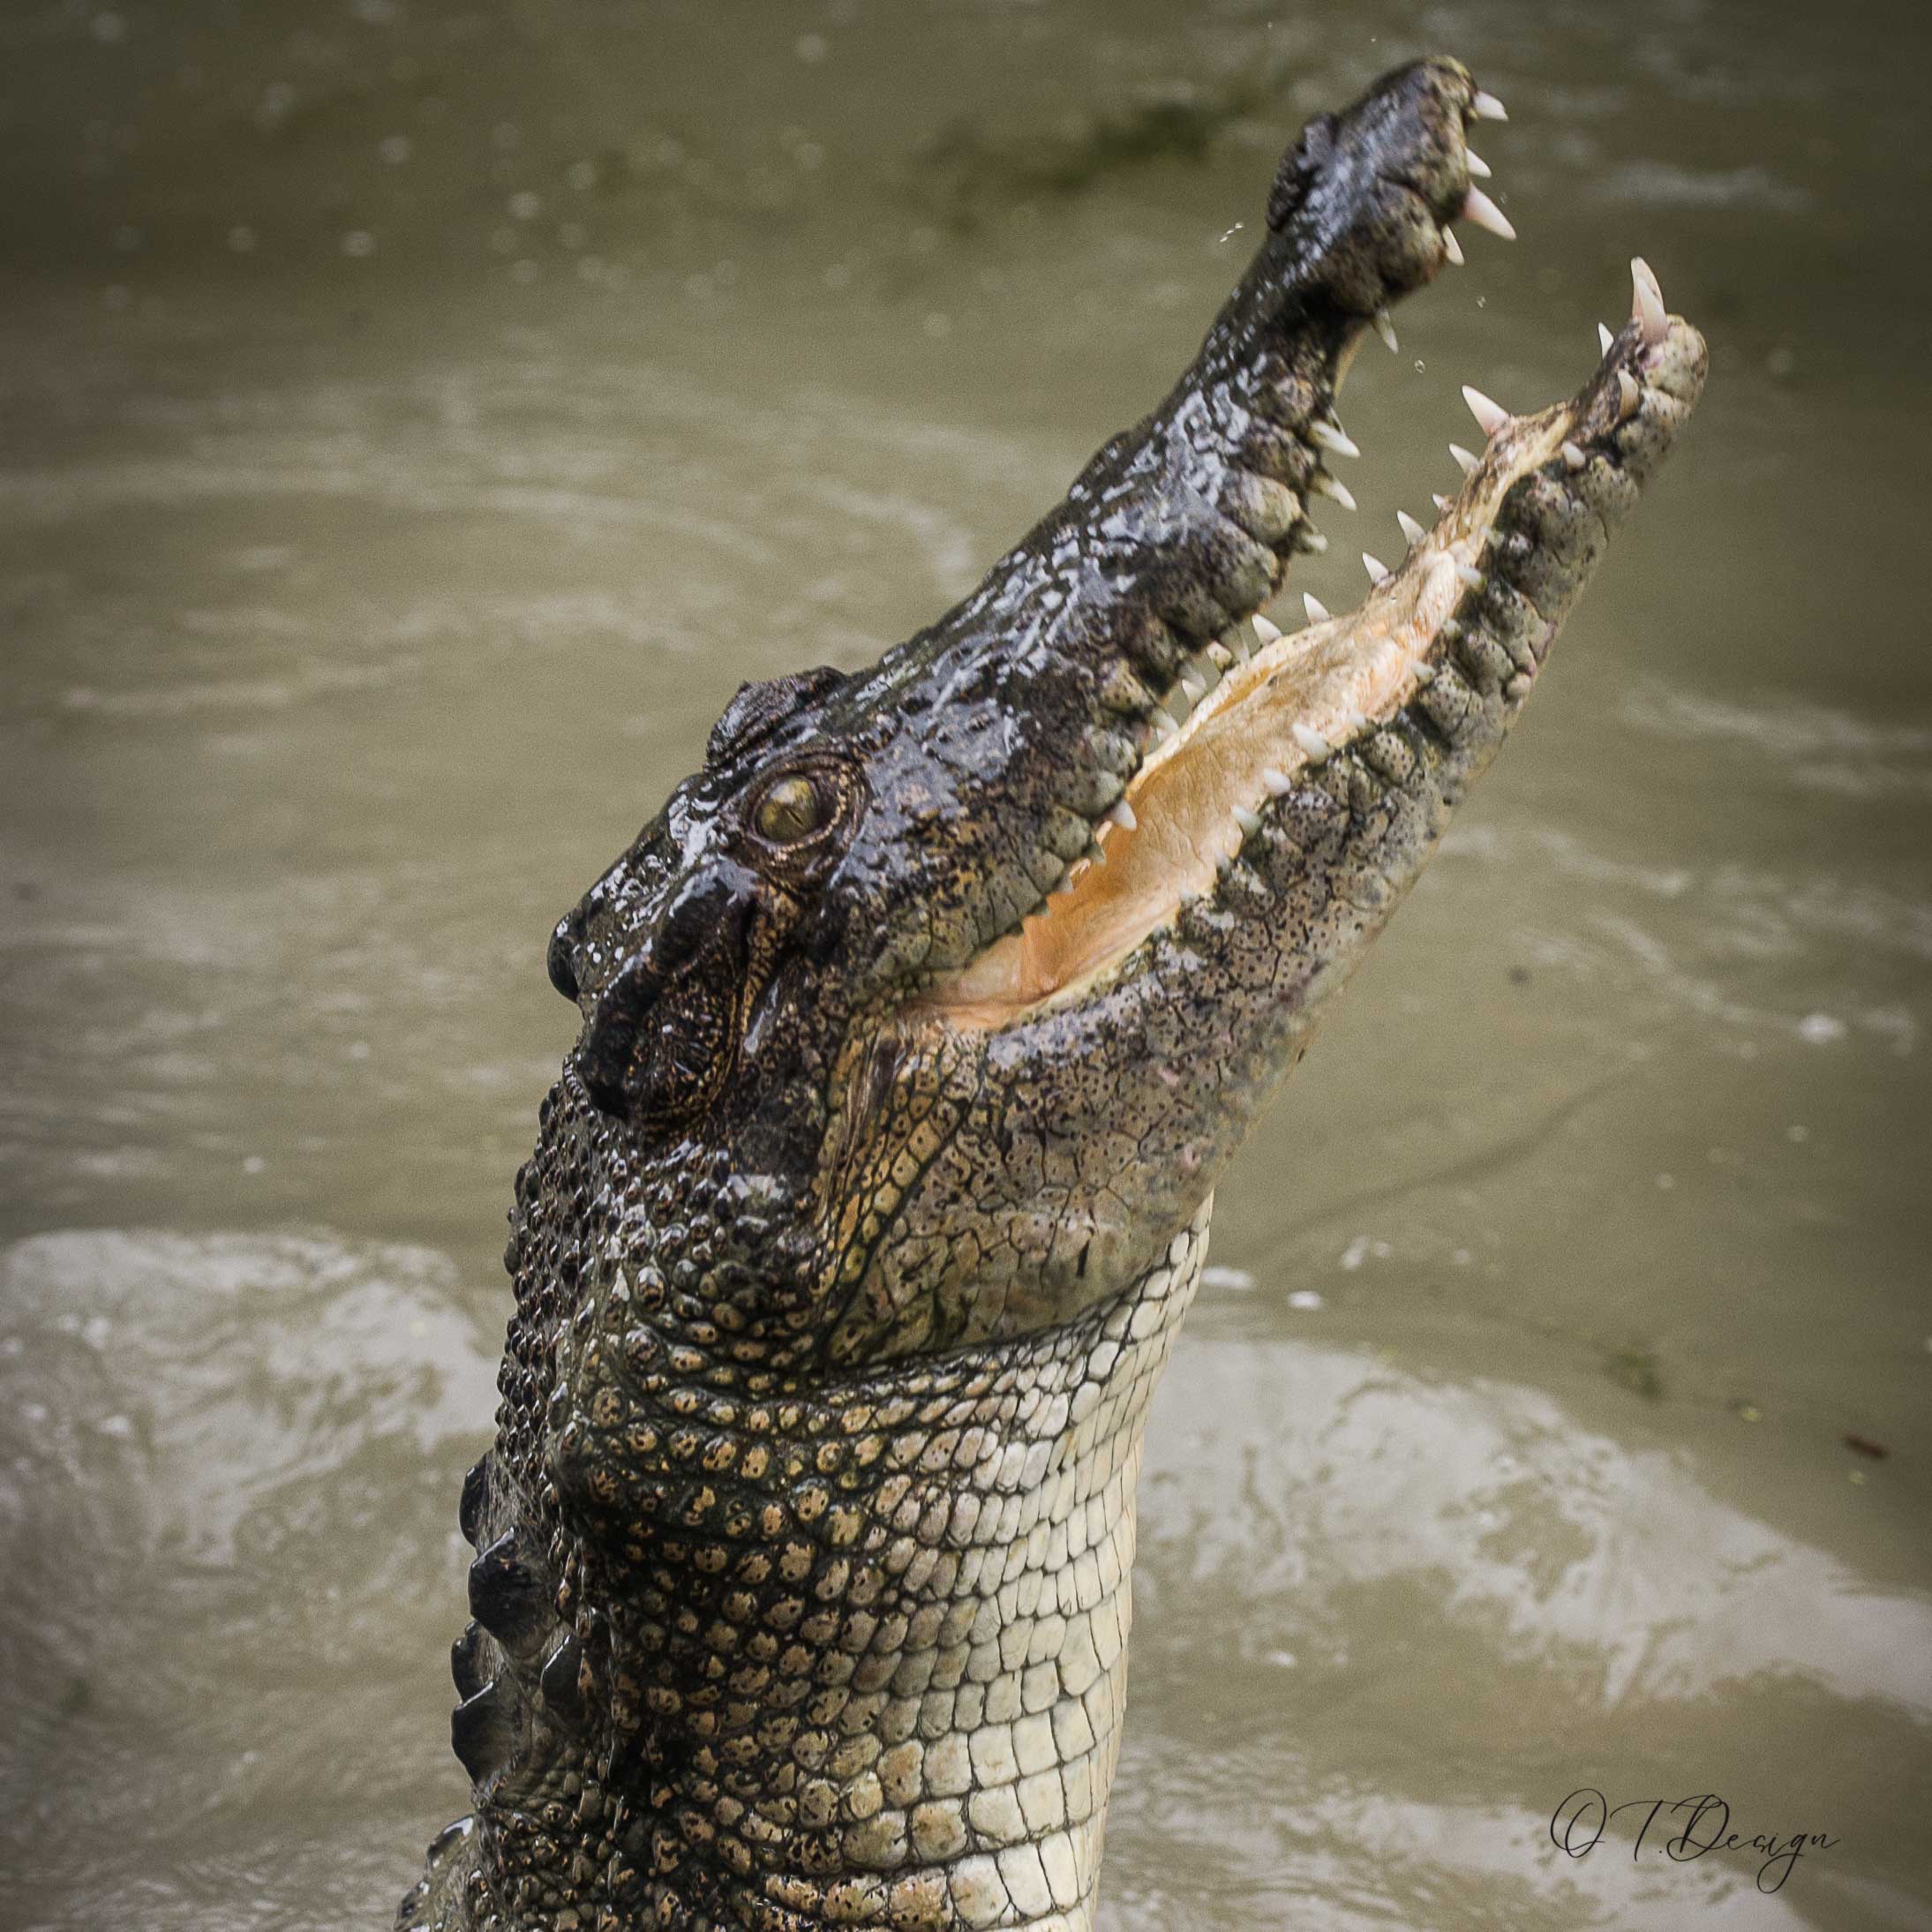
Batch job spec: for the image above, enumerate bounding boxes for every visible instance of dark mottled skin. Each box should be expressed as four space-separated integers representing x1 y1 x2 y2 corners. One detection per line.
400 58 1705 1932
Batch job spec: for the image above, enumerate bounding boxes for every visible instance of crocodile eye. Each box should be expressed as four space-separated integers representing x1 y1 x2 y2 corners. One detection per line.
754 773 827 845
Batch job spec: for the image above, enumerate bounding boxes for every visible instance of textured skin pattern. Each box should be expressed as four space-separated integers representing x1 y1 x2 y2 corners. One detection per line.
402 1061 1205 1930
400 53 1705 1932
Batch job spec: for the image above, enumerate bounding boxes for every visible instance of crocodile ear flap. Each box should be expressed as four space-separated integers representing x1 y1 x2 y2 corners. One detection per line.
707 666 846 770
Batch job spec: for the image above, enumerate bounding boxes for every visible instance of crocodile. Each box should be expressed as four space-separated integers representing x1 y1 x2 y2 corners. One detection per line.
400 56 1705 1932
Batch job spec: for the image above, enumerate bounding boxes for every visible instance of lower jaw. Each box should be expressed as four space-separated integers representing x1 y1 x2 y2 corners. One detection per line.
923 283 1706 1032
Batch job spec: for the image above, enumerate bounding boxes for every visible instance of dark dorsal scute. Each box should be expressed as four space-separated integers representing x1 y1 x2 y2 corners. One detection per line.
706 666 846 771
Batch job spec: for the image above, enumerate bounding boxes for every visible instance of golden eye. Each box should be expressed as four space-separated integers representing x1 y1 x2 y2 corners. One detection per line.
755 773 825 844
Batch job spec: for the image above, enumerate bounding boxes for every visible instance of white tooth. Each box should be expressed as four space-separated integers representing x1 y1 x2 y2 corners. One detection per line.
1362 551 1390 584
1342 704 1371 734
1462 384 1510 437
1471 89 1508 121
1442 226 1464 266
1302 592 1331 625
1412 661 1437 686
1206 641 1234 670
1465 148 1492 178
1462 186 1515 239
1252 613 1283 645
1152 711 1178 740
1229 630 1252 664
1630 255 1667 346
1449 441 1478 474
1441 618 1463 642
1087 838 1109 866
1432 492 1450 512
1314 471 1357 511
1455 561 1485 590
1292 723 1332 763
1560 439 1586 470
1109 800 1138 831
1300 529 1329 554
1597 321 1615 357
1618 368 1641 417
1309 418 1361 459
1231 804 1260 835
1397 509 1427 546
1261 765 1292 795
1180 673 1207 703
1373 306 1400 353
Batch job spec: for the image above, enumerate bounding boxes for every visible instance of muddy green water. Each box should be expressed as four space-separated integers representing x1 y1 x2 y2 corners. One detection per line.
3 3 1929 1928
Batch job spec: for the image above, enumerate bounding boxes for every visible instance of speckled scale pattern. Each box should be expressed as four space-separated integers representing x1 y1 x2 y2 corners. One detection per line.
401 1065 1210 1932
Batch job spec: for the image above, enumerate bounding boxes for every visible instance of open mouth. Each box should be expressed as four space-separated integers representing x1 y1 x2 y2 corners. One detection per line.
925 257 1703 1030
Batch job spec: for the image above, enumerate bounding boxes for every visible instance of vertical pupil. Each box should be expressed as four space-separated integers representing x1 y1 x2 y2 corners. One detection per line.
761 778 820 839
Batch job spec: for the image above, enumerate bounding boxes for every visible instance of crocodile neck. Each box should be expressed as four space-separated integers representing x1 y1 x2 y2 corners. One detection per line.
409 1203 1208 1931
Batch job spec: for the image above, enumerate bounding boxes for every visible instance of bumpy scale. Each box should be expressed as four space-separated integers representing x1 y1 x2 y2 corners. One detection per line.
401 55 1705 1932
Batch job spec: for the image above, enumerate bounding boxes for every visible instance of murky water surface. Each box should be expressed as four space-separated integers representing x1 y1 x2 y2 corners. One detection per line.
3 3 1928 1927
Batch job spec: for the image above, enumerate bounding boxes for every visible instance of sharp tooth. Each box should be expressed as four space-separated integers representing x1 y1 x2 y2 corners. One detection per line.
1362 551 1390 584
1342 704 1371 734
1630 255 1667 346
1465 148 1492 179
1206 641 1234 670
1252 613 1283 645
1229 629 1252 664
1292 723 1333 763
1109 800 1138 831
1302 592 1331 624
1087 838 1109 865
1471 89 1508 121
1441 618 1463 642
1261 765 1292 795
1397 509 1427 547
1151 711 1178 740
1618 368 1641 417
1412 660 1437 685
1180 673 1207 703
1462 186 1515 239
1313 470 1357 511
1054 868 1081 895
1309 418 1361 459
1442 226 1464 266
1455 561 1485 590
1231 804 1261 835
1373 306 1400 354
1560 439 1586 470
1432 492 1450 512
1300 528 1329 554
1449 441 1478 474
1597 321 1615 357
1462 384 1510 437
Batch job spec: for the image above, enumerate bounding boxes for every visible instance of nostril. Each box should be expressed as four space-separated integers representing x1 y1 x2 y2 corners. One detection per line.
545 916 580 1002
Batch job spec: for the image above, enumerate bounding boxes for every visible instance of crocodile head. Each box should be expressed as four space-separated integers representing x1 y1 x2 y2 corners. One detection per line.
406 56 1705 1932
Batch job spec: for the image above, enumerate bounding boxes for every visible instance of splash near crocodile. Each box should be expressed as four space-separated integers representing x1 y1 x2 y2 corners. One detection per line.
401 56 1705 1932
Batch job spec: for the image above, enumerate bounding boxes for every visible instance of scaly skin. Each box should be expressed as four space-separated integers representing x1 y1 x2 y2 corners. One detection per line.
401 57 1705 1932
